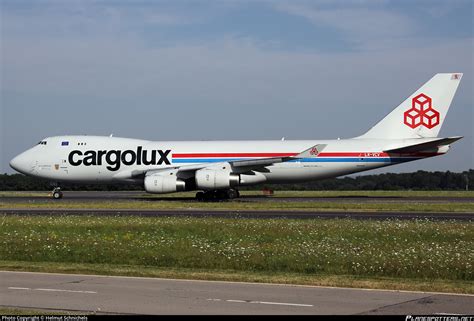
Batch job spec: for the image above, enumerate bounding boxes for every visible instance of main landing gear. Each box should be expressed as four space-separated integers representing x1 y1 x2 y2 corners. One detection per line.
51 187 63 200
195 189 240 201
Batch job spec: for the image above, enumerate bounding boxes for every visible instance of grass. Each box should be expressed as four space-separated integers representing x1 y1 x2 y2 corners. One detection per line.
1 199 473 212
139 190 474 199
268 190 474 198
0 306 86 315
1 215 472 293
2 261 471 294
2 190 473 212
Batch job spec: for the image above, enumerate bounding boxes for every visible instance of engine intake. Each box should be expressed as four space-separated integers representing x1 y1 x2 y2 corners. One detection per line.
195 169 239 190
144 173 186 194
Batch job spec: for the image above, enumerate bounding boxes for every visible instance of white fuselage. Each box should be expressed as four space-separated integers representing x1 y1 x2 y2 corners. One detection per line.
10 135 443 187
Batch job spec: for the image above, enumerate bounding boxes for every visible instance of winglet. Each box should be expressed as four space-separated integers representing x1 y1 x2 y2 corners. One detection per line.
230 144 327 168
295 144 327 158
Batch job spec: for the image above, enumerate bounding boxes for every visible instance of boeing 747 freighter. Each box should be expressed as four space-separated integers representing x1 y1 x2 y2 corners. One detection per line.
10 73 463 200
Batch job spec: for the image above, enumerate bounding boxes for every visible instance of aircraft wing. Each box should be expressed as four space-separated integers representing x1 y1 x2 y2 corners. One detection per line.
230 144 327 168
383 136 462 154
169 143 327 171
125 143 327 179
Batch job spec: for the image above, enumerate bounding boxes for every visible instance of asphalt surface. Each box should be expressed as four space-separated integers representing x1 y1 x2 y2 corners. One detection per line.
1 271 472 315
2 190 474 203
1 191 473 220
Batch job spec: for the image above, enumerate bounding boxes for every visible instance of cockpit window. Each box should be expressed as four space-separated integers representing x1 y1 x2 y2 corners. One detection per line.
37 141 47 145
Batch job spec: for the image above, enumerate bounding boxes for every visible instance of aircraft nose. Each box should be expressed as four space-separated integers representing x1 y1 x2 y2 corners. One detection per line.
10 152 31 174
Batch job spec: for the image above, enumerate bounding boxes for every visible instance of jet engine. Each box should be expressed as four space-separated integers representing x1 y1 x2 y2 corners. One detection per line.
144 172 186 194
195 168 240 190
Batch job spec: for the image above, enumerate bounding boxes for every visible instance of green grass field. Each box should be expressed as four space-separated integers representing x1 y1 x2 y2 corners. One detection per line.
1 190 473 213
0 307 83 315
1 200 473 212
1 215 472 293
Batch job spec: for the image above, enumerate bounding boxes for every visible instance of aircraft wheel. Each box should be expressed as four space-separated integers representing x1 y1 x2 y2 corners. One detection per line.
199 190 220 202
227 189 239 199
195 191 205 201
52 191 63 199
216 190 229 200
51 187 63 200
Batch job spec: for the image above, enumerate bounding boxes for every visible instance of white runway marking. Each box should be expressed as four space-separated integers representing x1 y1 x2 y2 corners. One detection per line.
8 287 96 294
208 298 313 307
255 301 313 307
35 288 97 294
435 313 464 316
226 299 246 303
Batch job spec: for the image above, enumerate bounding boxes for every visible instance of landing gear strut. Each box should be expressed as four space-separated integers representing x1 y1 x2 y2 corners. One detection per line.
195 189 240 201
51 187 63 200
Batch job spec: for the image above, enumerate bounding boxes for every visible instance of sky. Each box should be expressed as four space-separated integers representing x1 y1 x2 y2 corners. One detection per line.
1 0 473 174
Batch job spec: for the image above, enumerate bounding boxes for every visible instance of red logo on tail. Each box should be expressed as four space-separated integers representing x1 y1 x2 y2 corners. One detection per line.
403 93 440 129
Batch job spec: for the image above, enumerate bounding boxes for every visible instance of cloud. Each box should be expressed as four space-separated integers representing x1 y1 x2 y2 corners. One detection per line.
3 29 471 135
275 3 416 50
274 0 472 51
1 1 472 173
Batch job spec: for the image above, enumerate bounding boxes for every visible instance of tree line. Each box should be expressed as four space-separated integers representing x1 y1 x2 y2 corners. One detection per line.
0 169 472 191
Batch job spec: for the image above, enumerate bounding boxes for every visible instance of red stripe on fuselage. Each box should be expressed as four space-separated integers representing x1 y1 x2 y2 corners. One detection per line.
171 152 442 158
172 153 297 158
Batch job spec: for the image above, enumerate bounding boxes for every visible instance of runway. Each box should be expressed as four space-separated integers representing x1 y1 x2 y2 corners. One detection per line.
1 208 472 221
1 271 472 315
1 191 473 220
2 190 474 203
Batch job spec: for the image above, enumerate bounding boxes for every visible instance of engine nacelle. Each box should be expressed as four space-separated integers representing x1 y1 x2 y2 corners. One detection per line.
239 171 267 186
195 169 240 190
144 173 186 194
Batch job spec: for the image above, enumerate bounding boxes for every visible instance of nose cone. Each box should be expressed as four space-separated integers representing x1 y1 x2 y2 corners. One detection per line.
10 152 31 174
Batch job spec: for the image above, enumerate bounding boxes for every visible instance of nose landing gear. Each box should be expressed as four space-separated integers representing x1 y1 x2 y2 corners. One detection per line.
51 187 63 200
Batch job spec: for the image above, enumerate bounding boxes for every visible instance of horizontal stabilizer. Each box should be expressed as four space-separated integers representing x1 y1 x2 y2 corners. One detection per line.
384 136 463 153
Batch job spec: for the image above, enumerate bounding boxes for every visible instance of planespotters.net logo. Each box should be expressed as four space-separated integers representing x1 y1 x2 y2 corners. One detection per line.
406 316 473 321
403 93 440 129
